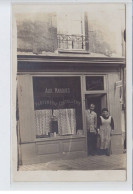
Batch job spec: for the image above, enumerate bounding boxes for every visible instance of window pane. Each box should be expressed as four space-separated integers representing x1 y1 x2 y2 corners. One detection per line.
58 13 83 35
33 77 83 137
86 76 104 91
57 13 85 50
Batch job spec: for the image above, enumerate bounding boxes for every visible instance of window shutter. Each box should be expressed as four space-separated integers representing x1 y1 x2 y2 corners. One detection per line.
17 75 36 142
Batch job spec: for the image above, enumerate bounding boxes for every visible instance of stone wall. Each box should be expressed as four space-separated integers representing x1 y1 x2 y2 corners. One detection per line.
17 13 57 54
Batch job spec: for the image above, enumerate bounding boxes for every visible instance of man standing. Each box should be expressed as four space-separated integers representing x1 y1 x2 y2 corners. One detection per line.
86 103 97 156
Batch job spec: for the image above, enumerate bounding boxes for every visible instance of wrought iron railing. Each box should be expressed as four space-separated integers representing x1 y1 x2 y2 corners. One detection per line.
57 34 86 50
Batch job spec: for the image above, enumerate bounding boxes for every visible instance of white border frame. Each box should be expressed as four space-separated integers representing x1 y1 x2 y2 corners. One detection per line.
12 0 132 187
0 0 131 190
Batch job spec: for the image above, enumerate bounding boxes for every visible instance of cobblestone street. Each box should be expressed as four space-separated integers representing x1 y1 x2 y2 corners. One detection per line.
19 153 126 171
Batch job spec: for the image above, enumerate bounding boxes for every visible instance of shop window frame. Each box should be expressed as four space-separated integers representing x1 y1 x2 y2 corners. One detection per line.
32 74 84 140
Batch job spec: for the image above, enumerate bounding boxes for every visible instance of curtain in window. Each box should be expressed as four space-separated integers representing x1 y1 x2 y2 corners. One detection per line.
35 108 76 136
35 109 52 135
53 109 76 135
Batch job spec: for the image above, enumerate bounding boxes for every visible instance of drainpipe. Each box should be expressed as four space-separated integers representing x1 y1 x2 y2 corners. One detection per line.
120 64 126 150
84 12 89 52
123 67 126 149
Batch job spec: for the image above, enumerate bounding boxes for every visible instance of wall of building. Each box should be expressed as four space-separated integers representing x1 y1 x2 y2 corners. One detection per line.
17 13 57 53
15 4 125 56
87 4 125 57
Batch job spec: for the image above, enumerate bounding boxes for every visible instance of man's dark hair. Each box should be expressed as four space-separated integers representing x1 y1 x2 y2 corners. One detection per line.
89 103 95 107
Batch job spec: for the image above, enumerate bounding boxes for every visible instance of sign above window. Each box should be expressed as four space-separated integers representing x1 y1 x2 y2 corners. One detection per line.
33 76 82 110
86 76 104 91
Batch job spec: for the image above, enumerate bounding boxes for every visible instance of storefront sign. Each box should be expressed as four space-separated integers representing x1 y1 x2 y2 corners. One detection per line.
45 88 70 94
33 76 81 110
35 99 81 109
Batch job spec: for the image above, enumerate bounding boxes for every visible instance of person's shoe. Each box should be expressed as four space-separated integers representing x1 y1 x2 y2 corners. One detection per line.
97 149 102 155
106 148 111 156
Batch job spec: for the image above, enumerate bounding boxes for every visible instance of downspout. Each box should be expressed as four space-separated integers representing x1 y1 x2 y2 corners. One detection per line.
120 64 126 150
84 12 89 51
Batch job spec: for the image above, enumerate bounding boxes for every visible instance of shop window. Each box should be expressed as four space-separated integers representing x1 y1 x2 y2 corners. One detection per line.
57 13 85 50
33 77 83 138
86 76 104 91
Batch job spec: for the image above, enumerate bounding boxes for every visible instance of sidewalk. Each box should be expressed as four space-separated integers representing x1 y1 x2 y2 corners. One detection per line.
19 153 126 171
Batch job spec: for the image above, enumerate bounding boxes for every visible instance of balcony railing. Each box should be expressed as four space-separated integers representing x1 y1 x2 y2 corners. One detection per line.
57 34 86 50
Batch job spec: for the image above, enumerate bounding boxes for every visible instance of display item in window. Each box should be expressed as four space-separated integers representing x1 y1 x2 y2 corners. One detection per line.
51 114 58 134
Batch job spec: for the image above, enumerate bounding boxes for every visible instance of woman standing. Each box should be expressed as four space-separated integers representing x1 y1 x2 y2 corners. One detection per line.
97 108 114 156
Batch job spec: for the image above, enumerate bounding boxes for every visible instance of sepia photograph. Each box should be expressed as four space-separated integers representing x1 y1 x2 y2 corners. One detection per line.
11 2 128 182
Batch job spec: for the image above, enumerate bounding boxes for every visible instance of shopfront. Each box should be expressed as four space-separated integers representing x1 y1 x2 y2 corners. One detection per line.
17 54 125 165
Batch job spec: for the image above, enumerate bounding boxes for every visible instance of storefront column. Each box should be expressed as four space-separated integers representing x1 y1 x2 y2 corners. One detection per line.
107 73 123 154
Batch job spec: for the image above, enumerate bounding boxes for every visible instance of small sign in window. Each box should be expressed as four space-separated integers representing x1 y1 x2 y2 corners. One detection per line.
86 76 104 91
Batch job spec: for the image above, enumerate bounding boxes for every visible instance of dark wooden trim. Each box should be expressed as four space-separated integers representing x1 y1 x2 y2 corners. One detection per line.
18 54 125 64
20 135 86 144
17 54 125 72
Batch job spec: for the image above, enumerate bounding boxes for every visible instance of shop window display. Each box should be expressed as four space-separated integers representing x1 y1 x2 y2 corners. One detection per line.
33 77 83 138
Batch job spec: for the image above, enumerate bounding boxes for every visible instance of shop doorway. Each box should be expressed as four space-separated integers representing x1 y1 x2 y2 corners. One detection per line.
85 93 107 156
85 93 107 118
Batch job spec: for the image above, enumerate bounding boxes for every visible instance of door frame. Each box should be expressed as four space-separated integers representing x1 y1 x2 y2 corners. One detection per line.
81 74 108 153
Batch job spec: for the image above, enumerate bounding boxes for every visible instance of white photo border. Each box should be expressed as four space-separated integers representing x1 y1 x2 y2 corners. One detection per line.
4 0 132 190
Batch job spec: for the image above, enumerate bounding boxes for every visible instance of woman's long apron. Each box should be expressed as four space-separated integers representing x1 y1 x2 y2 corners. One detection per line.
99 116 112 150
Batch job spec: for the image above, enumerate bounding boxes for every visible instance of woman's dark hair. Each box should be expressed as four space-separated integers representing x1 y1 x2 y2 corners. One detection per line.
102 108 108 113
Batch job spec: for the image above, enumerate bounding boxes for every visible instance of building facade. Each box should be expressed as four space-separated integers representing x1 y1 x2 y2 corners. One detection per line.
15 5 126 165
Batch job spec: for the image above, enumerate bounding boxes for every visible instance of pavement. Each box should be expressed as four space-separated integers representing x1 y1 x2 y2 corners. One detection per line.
19 153 126 171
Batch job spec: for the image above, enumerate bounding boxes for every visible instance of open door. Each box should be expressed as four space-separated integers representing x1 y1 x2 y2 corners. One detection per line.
85 93 107 155
85 93 107 118
101 94 107 111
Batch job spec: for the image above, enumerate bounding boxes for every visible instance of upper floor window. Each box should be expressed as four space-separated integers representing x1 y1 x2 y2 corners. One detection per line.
57 13 86 50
